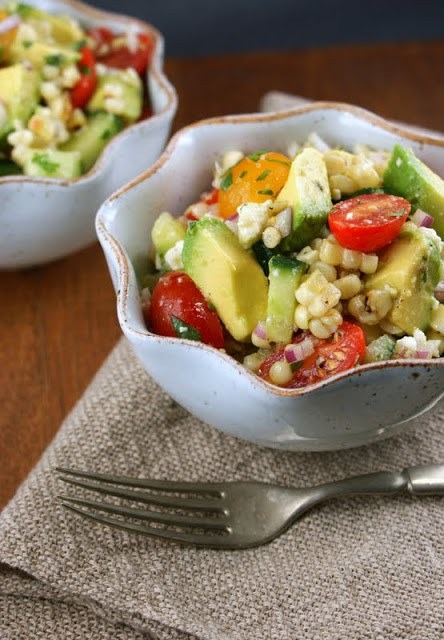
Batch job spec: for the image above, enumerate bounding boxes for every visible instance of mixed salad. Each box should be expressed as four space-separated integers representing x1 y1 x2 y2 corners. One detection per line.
0 2 153 178
142 135 444 389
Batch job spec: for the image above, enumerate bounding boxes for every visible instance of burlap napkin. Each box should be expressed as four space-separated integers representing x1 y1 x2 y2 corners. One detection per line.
1 336 443 640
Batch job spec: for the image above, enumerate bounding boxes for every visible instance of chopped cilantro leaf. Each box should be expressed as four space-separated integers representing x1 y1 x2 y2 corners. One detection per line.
239 170 247 179
31 153 60 175
257 189 274 196
101 129 113 141
256 169 270 181
45 54 64 66
220 169 233 191
248 150 267 162
79 63 91 75
267 157 291 167
388 208 406 217
74 39 87 51
171 316 201 341
22 40 33 49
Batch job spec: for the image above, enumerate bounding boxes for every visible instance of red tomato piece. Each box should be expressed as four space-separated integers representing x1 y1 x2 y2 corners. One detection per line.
86 27 114 52
70 46 97 109
258 322 365 388
146 272 225 349
99 33 154 75
328 193 411 252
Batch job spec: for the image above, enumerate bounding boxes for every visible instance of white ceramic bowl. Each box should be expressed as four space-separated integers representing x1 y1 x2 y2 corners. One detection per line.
96 102 444 451
0 0 177 269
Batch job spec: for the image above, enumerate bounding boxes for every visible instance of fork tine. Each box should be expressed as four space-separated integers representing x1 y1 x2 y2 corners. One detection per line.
56 467 224 495
59 496 229 531
58 475 225 512
61 501 232 548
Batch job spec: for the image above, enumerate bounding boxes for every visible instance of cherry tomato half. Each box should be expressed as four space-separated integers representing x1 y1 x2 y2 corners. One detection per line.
146 271 225 349
99 33 154 75
70 46 97 109
86 27 114 52
258 322 366 388
328 193 411 253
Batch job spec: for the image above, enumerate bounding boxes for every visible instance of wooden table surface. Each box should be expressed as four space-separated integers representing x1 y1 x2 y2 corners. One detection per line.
1 40 444 509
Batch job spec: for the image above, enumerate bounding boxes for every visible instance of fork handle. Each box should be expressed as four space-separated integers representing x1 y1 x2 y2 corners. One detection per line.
404 464 444 495
313 464 444 503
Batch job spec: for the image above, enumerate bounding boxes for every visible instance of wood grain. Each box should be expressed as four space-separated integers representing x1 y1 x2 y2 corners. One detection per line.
1 41 443 509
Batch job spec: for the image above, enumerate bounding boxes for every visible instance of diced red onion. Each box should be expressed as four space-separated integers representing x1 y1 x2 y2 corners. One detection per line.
0 15 20 33
227 213 239 222
253 321 267 341
411 209 434 228
416 349 430 359
434 281 444 301
284 337 314 363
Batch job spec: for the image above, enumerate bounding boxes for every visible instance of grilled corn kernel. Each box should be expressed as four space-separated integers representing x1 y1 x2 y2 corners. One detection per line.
359 254 379 274
243 352 266 372
262 226 281 248
309 309 343 339
297 246 319 265
366 289 393 320
334 274 362 299
319 238 343 266
341 248 362 270
308 261 337 282
348 294 379 325
269 359 293 385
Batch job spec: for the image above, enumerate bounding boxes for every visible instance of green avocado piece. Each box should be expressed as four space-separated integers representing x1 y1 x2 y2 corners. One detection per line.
0 63 40 143
22 148 82 179
87 72 143 123
278 148 332 251
11 3 85 44
383 144 444 239
265 254 307 344
182 217 269 342
60 112 123 173
10 40 80 68
364 227 442 334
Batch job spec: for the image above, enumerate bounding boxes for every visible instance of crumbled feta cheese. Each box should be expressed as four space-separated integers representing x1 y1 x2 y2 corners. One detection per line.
164 240 184 271
237 200 272 248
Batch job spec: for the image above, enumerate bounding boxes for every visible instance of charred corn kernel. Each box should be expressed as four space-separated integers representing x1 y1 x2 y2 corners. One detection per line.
269 359 293 385
67 107 87 130
324 149 381 196
348 294 379 325
308 261 337 282
366 289 393 320
297 246 319 265
430 304 444 334
243 352 266 372
50 94 73 123
309 309 342 339
60 65 81 88
359 253 379 274
251 330 270 349
294 304 310 330
11 144 29 165
334 274 362 299
262 226 281 248
341 248 362 270
7 129 33 147
319 238 343 266
40 81 60 102
296 270 341 316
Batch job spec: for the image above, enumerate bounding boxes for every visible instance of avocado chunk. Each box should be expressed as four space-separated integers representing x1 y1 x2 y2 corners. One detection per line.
60 112 123 173
364 227 442 334
10 40 80 68
383 144 444 239
364 334 396 363
11 3 85 44
87 72 143 123
182 217 269 342
151 211 186 256
0 63 40 142
278 148 332 251
265 255 306 344
22 148 82 179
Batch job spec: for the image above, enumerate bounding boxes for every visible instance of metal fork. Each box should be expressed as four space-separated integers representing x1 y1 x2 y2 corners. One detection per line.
57 464 444 550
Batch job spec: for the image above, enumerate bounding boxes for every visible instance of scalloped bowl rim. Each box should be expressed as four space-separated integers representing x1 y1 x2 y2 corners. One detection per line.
0 0 178 187
96 100 444 399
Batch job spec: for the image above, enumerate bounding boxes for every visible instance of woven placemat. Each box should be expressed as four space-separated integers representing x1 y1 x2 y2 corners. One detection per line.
1 336 443 640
